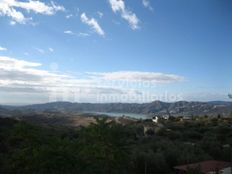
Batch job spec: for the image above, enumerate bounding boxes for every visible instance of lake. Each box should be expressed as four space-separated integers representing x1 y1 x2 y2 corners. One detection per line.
85 112 150 119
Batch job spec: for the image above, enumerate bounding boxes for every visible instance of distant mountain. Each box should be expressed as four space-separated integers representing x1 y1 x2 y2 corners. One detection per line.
1 101 232 117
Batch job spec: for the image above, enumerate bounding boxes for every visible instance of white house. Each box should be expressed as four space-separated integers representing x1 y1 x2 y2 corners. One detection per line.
152 116 159 123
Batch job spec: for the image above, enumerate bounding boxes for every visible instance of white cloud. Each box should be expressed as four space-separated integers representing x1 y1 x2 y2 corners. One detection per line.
66 14 73 19
10 20 16 25
64 30 74 35
97 11 103 18
49 47 54 52
0 1 27 24
0 56 41 68
0 56 138 104
14 0 65 15
80 13 105 36
0 0 65 24
64 30 90 37
0 56 88 91
0 56 186 104
78 32 90 37
34 47 54 54
35 48 45 54
142 0 153 11
0 46 7 51
88 71 184 83
109 0 139 30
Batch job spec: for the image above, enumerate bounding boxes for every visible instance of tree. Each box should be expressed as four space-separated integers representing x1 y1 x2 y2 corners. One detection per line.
76 117 133 174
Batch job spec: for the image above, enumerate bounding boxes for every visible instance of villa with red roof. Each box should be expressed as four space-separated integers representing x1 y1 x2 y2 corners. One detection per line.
174 160 232 174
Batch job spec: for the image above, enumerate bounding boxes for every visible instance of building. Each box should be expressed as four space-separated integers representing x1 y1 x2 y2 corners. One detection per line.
152 116 159 123
162 115 170 120
174 160 232 174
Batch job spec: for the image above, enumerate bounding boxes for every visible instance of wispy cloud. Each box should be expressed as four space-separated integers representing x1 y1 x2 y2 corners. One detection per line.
35 48 45 54
97 11 103 18
49 48 54 52
65 14 73 19
64 30 90 37
64 30 74 35
78 32 90 37
80 13 105 36
35 47 54 54
109 0 139 30
88 71 184 83
0 56 133 103
0 46 7 51
0 56 72 94
0 56 185 104
0 0 65 24
142 0 153 11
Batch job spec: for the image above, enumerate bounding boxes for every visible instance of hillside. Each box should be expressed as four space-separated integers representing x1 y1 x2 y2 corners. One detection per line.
1 101 232 117
1 115 232 174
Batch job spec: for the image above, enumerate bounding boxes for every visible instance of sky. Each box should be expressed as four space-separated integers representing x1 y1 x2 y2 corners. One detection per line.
0 0 232 105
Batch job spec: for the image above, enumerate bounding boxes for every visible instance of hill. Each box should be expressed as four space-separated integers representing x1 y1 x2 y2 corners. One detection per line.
1 101 232 117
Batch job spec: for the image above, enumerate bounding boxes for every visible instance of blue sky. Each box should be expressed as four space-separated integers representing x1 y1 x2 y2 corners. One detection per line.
0 0 231 104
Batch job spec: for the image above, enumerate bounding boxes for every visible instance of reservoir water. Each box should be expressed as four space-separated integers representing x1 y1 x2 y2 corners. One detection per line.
85 112 150 119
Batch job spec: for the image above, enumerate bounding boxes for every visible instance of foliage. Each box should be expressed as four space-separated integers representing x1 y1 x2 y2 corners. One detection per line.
0 116 232 174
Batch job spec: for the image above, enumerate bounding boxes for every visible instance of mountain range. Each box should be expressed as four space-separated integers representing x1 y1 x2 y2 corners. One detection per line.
1 101 232 117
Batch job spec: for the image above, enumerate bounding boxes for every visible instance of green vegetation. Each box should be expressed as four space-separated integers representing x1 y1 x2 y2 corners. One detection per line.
0 116 232 174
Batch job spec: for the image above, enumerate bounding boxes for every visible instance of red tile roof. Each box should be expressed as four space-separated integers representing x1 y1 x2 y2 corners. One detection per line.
174 160 232 173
